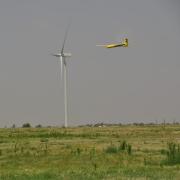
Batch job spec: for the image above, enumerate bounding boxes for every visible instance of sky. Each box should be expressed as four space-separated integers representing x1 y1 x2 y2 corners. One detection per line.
0 0 180 127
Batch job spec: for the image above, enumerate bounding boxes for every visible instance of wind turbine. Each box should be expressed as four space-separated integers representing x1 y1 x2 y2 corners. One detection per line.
51 25 71 128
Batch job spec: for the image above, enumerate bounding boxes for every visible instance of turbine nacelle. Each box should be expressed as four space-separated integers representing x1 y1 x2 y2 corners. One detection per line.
63 53 72 57
51 53 72 58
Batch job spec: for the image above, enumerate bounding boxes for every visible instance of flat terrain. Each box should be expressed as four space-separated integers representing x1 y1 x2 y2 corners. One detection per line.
0 125 180 179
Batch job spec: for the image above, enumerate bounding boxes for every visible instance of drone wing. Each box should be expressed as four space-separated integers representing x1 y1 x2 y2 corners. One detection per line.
96 44 122 48
96 45 107 47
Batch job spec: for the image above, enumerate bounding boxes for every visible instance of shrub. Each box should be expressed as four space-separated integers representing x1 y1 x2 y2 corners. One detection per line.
89 147 96 159
105 141 132 154
162 142 180 165
127 144 132 155
36 124 42 128
120 140 127 150
76 147 81 155
22 123 31 128
40 138 49 142
105 145 118 153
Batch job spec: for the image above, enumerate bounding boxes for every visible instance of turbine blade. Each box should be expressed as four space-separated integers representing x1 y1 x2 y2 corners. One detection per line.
61 22 71 54
51 53 57 56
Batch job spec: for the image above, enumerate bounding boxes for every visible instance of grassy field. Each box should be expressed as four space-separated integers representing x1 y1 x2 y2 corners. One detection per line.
0 124 180 179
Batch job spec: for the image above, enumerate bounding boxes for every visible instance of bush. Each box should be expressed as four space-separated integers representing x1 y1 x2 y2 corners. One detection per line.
162 142 180 165
22 123 31 128
105 141 132 154
127 144 132 155
36 124 42 128
105 145 118 153
120 140 127 150
76 147 81 155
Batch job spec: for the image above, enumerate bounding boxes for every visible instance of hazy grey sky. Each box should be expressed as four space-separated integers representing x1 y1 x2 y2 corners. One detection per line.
0 0 180 127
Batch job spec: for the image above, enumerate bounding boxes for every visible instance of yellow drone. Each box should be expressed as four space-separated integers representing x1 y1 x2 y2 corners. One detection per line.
96 38 128 48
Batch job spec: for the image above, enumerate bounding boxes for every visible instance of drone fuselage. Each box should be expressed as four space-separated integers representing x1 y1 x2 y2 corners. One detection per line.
97 38 128 49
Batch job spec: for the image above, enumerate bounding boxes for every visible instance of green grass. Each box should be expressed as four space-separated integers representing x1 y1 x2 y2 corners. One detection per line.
161 142 180 165
0 125 180 179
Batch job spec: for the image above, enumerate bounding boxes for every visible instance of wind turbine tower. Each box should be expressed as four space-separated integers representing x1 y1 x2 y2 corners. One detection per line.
51 26 71 128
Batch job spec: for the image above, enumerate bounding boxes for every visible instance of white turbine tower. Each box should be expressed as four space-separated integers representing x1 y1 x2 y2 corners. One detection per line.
51 25 71 128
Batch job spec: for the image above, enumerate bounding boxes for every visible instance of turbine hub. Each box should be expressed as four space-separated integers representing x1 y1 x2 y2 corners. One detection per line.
52 53 71 58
